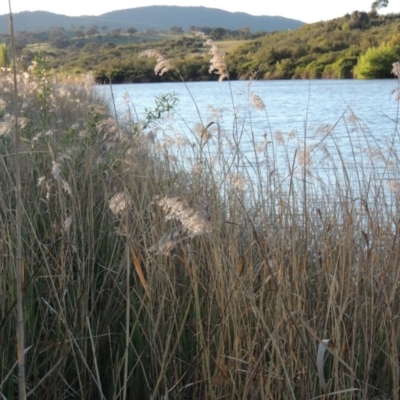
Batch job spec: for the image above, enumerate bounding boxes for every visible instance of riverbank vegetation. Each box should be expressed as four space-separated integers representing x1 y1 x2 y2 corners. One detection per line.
1 41 400 398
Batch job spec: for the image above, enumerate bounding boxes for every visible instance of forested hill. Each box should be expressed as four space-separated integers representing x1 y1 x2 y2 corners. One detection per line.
0 6 304 33
226 11 400 79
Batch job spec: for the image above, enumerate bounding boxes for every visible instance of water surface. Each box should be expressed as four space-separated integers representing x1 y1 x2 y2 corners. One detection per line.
96 79 400 201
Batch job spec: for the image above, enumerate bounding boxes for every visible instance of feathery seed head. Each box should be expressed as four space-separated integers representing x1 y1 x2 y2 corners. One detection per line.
63 216 73 232
229 173 247 191
139 50 173 76
194 122 212 143
392 62 400 79
51 161 61 180
388 180 400 194
157 196 212 237
297 146 312 172
274 130 285 144
37 176 47 187
0 114 29 137
196 33 229 82
191 162 203 175
207 44 229 82
108 192 132 216
250 94 265 110
60 179 72 196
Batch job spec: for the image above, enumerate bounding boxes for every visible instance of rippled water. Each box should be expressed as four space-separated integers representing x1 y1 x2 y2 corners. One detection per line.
98 79 399 132
97 79 400 201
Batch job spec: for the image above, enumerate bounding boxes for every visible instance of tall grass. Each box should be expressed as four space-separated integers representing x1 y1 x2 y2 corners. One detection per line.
0 50 400 400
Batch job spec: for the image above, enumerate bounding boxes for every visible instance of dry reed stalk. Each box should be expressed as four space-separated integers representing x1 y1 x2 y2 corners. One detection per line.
8 1 26 398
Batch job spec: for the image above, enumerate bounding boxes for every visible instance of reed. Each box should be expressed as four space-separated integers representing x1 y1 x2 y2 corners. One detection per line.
0 38 399 400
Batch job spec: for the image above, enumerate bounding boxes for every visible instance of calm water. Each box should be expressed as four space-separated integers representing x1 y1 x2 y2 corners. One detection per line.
96 80 400 200
98 79 400 133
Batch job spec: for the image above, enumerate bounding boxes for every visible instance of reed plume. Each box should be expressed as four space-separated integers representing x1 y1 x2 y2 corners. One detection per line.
204 40 228 82
194 31 229 82
139 49 173 76
157 196 212 237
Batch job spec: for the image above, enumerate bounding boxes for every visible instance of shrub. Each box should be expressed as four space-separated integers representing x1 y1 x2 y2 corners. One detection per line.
354 43 399 78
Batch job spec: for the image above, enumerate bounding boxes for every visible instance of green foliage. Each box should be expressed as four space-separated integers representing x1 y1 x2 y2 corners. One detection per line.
144 92 179 128
324 55 358 78
32 53 52 129
371 0 389 11
354 43 399 78
341 22 351 31
175 56 213 81
0 43 8 68
227 11 400 80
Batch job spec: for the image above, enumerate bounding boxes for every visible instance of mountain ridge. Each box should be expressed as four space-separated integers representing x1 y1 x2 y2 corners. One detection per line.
0 6 305 33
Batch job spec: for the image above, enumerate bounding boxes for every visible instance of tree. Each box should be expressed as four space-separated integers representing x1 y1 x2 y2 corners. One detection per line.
126 27 137 36
371 0 389 11
111 29 122 37
75 29 85 39
85 25 99 36
239 26 250 39
349 11 369 29
49 27 70 48
170 26 184 34
210 27 227 40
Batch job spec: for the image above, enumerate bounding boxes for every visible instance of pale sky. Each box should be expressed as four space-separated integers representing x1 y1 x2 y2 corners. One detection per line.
1 0 399 24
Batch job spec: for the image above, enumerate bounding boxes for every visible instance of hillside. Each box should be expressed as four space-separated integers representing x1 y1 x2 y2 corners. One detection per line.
0 6 305 33
226 10 400 79
1 9 399 82
55 11 400 82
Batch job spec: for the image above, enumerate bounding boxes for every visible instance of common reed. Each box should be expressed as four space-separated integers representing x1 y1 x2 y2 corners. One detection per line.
0 40 400 400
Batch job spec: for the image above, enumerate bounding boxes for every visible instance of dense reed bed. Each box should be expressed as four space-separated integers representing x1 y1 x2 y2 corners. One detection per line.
1 54 400 400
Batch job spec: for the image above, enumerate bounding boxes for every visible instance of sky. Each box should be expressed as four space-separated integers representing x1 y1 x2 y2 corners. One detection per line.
1 0 399 24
